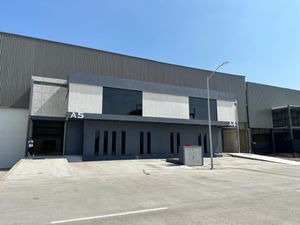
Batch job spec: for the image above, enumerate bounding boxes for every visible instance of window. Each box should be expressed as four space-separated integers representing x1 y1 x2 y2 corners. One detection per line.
140 132 144 154
112 131 116 155
121 131 126 155
204 134 207 154
170 133 174 153
189 97 217 121
198 133 202 146
176 133 180 153
272 109 289 127
103 87 142 116
291 108 300 127
147 132 151 154
94 131 100 156
103 131 108 155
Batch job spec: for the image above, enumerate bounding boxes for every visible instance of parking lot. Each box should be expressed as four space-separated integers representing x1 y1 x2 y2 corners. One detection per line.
1 157 300 225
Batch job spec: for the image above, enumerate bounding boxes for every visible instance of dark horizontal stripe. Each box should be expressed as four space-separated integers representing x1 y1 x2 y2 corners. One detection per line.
66 112 230 127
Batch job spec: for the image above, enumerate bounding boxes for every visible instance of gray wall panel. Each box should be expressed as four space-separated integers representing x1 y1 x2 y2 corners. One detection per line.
81 120 221 158
30 83 68 117
0 32 247 122
65 121 83 155
247 82 300 128
0 109 28 168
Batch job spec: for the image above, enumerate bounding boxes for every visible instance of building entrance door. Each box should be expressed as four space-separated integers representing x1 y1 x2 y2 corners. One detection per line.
32 120 64 155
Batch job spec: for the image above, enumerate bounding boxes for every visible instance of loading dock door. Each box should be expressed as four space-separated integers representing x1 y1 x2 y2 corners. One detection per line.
32 120 64 155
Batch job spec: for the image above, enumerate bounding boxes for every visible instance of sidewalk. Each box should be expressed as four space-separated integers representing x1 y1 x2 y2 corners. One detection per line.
229 153 300 166
3 158 72 180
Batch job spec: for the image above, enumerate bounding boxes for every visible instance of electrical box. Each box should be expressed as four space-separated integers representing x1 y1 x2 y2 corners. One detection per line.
179 145 203 166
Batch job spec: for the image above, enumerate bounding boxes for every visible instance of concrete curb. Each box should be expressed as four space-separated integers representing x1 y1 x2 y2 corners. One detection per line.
229 153 300 166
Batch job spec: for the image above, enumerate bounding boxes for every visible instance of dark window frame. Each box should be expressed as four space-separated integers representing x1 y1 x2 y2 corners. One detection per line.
102 87 142 116
112 131 117 155
176 132 180 153
94 130 100 156
170 132 174 154
198 133 202 146
140 132 144 154
189 97 217 121
103 131 108 155
147 132 151 154
121 131 126 155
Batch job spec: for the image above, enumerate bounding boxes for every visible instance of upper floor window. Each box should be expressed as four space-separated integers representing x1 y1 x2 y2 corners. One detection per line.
102 87 142 116
272 107 300 127
272 109 289 127
189 97 217 121
291 108 300 127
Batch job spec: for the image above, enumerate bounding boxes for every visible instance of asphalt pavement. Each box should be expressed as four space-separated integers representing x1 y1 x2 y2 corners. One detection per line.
1 157 300 225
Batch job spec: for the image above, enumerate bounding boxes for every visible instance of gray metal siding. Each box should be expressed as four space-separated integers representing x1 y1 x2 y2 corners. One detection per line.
0 32 247 122
247 82 300 128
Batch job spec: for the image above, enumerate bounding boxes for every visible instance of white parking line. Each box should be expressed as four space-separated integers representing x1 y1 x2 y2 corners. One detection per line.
51 207 169 224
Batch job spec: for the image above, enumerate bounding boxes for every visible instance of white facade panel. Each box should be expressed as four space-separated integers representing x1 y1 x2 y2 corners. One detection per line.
30 84 68 117
217 100 236 123
68 83 103 114
143 92 189 119
0 109 28 168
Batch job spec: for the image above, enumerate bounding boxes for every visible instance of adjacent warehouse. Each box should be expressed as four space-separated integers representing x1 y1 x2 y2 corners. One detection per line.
247 82 300 154
0 31 299 168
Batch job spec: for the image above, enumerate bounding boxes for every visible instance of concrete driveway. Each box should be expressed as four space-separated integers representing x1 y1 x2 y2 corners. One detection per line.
1 157 300 225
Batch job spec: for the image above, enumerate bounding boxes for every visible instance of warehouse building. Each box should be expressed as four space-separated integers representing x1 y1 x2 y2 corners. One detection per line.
0 32 249 168
247 82 300 154
29 73 239 160
2 32 300 169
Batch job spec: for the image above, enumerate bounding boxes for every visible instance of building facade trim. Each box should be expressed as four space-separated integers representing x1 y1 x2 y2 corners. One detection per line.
66 112 230 127
69 73 236 101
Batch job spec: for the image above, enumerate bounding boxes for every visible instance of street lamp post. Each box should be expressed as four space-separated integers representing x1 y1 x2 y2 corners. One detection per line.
207 61 229 169
234 101 241 154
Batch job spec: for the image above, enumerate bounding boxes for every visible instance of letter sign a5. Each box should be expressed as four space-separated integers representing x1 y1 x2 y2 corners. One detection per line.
70 112 84 119
70 112 77 119
78 112 84 119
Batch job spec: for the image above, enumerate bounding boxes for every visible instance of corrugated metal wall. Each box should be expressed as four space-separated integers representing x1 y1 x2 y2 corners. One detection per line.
247 82 300 128
0 32 247 122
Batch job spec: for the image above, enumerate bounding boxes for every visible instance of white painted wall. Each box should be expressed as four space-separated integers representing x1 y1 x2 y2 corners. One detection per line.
217 100 236 123
143 92 189 119
68 83 103 114
31 84 68 117
0 109 28 168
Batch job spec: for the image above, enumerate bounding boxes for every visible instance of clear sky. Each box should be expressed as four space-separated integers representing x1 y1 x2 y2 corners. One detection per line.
1 0 300 89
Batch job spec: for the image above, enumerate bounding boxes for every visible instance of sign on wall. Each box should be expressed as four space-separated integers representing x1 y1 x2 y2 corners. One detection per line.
228 121 236 127
69 112 84 119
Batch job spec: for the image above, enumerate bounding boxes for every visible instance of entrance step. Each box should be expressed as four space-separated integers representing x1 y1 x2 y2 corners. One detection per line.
65 155 82 162
229 153 300 166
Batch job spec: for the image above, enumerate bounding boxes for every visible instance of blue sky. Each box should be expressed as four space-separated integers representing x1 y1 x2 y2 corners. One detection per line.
1 0 300 89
